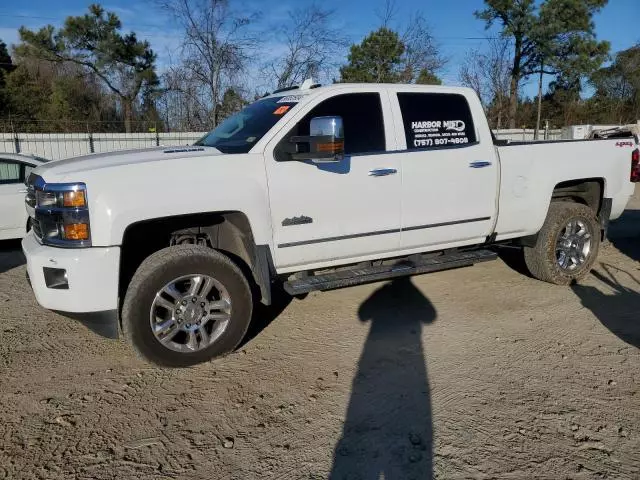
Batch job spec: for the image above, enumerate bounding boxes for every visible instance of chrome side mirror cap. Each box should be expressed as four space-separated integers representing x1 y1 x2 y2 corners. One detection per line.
289 116 344 163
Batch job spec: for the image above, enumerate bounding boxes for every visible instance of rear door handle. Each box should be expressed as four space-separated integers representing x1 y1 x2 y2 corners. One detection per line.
369 168 397 177
469 161 492 168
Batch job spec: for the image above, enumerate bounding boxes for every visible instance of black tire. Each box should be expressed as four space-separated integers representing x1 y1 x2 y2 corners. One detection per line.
122 245 253 367
524 202 601 285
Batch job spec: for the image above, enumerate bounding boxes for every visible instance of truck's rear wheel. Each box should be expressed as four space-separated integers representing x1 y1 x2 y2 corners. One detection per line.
524 202 600 285
122 245 253 367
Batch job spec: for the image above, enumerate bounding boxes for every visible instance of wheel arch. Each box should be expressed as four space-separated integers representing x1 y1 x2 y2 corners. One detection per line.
550 178 605 214
119 211 275 316
519 178 607 247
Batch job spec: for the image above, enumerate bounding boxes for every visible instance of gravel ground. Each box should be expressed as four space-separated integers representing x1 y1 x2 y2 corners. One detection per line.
1 191 639 479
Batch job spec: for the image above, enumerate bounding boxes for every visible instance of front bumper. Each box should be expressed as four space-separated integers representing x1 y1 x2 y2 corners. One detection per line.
22 231 120 313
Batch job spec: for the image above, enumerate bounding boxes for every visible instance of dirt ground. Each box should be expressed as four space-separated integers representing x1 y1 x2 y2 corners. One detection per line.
1 192 639 480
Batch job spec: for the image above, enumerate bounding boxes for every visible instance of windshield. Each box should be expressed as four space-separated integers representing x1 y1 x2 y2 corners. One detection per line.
195 96 300 154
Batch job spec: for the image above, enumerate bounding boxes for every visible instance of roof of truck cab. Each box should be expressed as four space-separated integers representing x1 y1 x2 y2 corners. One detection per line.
265 83 476 100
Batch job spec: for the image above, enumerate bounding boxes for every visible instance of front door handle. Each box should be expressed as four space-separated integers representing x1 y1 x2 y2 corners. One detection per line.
469 161 492 168
369 168 397 177
18 189 28 193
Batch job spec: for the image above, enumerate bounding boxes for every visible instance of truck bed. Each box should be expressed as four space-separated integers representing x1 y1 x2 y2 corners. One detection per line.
493 138 636 242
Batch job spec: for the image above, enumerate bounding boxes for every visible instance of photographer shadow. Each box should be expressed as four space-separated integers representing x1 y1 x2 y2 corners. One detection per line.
330 277 436 480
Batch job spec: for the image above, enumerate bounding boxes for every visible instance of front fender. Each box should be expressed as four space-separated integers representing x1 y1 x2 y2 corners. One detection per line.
76 154 273 247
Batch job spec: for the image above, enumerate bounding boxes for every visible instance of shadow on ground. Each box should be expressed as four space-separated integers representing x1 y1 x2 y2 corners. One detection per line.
330 277 435 480
570 206 640 348
239 286 293 349
497 206 640 278
495 245 532 278
608 209 640 263
0 239 25 274
53 310 121 339
573 265 640 349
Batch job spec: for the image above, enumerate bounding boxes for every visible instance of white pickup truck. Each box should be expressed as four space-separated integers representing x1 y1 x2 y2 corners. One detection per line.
22 82 639 366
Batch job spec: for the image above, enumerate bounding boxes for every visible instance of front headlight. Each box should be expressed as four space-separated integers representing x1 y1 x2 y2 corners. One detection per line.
29 178 91 247
36 187 87 209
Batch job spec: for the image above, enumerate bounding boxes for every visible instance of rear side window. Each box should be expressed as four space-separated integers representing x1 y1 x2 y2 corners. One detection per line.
397 93 477 150
287 93 386 155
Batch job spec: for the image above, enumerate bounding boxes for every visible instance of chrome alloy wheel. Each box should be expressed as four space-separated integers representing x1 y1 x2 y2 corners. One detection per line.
150 274 231 353
555 218 592 271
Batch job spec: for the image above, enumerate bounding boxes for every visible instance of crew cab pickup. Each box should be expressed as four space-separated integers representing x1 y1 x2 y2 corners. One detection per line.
22 82 639 366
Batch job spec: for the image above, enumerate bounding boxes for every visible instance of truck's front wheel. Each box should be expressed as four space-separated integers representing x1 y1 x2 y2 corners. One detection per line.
122 245 253 367
524 202 600 285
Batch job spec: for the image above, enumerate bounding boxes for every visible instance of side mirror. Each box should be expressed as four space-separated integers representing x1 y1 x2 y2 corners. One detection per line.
289 116 344 163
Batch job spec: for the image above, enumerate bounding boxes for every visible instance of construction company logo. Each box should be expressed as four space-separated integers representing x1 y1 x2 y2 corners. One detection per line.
615 141 634 147
444 120 466 132
410 120 466 132
410 119 470 148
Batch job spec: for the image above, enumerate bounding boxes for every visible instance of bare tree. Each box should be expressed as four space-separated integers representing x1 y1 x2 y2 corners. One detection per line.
375 0 399 28
399 13 446 83
459 38 511 129
263 4 348 89
459 57 483 99
372 7 445 84
158 0 258 126
158 65 210 131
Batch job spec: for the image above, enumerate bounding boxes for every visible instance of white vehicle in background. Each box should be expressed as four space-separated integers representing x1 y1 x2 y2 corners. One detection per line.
563 121 640 140
0 153 48 240
21 82 639 367
588 122 640 140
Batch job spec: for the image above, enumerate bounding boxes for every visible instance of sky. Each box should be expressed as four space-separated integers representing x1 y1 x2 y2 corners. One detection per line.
0 0 639 97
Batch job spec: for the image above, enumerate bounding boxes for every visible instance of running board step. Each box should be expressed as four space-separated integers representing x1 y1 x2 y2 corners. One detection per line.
283 249 497 296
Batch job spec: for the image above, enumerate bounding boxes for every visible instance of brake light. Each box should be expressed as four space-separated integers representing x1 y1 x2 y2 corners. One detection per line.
632 148 640 182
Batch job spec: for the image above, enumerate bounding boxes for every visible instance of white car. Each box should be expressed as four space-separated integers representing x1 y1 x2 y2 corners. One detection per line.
22 82 638 366
0 153 48 240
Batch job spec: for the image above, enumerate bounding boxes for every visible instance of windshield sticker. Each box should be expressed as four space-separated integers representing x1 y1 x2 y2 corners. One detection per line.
246 136 257 143
273 105 291 115
277 95 303 103
410 120 470 148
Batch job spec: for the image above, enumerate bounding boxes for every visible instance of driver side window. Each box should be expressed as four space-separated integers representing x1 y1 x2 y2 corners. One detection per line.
282 92 386 156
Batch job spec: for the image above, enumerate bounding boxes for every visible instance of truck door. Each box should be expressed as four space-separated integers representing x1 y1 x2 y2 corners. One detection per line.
265 89 402 271
390 90 498 250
